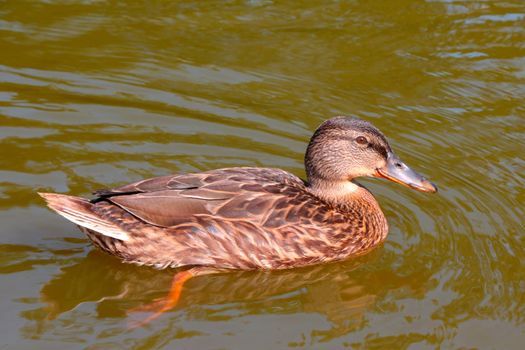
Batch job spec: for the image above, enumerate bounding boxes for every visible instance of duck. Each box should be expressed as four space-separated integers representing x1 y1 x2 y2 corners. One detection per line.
39 116 436 325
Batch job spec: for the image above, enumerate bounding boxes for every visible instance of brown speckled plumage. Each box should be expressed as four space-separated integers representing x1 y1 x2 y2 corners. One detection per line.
39 116 436 272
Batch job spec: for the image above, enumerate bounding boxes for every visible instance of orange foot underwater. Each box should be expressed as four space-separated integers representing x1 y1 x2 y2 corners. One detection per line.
127 267 219 328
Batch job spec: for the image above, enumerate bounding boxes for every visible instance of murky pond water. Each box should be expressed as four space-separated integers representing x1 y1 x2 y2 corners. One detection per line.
1 1 524 349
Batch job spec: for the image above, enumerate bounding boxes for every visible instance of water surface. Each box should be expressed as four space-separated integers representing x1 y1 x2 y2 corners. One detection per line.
1 1 524 349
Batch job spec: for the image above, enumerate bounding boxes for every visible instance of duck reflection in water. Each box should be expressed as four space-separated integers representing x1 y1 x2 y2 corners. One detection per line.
38 250 381 332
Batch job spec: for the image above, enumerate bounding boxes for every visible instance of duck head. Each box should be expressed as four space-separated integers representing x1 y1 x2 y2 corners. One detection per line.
305 116 437 194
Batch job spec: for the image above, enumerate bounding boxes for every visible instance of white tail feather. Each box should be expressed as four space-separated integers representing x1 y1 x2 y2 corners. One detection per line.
38 192 130 241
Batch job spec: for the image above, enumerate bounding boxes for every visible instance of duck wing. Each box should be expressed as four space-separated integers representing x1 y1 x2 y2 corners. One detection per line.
91 167 309 228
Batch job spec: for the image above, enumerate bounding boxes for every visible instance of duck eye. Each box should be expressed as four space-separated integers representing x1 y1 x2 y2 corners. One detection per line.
355 136 368 145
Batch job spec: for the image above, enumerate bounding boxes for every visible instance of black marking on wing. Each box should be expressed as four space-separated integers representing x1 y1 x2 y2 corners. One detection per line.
90 190 143 203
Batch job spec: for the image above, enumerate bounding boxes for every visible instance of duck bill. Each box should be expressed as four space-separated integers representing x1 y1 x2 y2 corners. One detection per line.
375 153 437 193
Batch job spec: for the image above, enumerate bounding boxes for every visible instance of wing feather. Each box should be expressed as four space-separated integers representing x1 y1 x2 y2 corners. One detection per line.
90 167 309 228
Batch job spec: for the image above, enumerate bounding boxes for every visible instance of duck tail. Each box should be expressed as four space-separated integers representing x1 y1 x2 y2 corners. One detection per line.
38 192 129 241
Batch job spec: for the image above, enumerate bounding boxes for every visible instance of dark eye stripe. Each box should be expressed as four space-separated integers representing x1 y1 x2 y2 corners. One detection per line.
328 135 388 157
369 143 388 158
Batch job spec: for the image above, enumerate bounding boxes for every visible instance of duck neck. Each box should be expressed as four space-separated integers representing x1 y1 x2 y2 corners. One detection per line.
307 178 362 201
307 178 389 242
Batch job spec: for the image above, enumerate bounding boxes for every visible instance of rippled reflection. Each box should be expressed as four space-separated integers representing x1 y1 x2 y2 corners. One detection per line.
1 0 524 349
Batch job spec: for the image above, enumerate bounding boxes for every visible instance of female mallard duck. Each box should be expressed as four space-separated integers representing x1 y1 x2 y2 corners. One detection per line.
39 116 436 324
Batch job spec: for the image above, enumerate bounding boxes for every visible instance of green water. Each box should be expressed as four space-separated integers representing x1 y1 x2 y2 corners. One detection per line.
1 1 524 349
